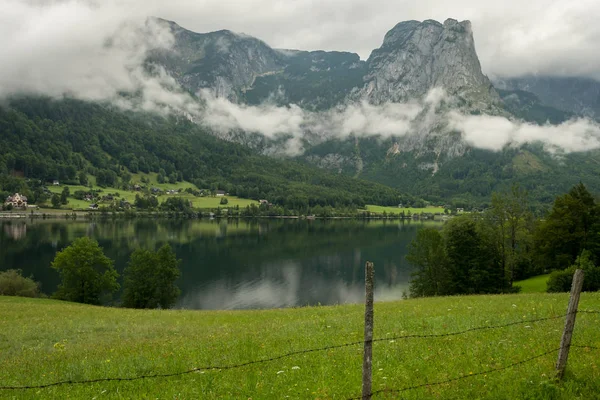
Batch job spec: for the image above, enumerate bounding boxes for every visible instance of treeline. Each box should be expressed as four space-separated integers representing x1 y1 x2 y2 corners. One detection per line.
0 97 411 209
407 183 600 297
0 237 181 309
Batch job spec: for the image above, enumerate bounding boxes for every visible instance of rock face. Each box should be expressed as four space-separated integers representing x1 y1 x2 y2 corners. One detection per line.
151 18 499 111
150 19 285 101
358 19 499 109
495 76 600 119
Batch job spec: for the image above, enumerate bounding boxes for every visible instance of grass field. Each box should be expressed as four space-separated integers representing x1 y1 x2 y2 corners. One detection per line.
1 293 599 399
365 205 445 214
43 174 257 211
515 274 551 293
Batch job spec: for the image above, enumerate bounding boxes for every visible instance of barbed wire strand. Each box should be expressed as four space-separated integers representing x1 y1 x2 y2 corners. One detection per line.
347 348 561 400
1 311 597 391
571 345 600 351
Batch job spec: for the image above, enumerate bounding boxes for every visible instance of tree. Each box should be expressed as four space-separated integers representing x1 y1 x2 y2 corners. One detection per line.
51 237 119 305
60 186 70 205
535 183 600 271
406 227 449 297
220 197 229 205
445 216 504 294
122 244 181 309
488 185 533 285
78 171 88 186
51 193 61 208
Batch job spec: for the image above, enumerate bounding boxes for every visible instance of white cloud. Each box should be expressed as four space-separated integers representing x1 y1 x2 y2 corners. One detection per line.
197 89 430 154
449 113 600 152
0 0 200 114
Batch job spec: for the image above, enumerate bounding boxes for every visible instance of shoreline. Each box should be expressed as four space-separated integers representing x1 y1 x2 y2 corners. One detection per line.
0 209 450 221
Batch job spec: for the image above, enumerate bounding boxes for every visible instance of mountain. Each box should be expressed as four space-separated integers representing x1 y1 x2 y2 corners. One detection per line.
495 76 600 120
3 17 600 210
356 19 499 109
150 19 284 102
151 18 500 111
0 97 411 210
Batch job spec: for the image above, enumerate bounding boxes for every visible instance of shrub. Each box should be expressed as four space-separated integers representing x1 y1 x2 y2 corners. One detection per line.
547 268 575 293
547 250 600 292
0 269 40 297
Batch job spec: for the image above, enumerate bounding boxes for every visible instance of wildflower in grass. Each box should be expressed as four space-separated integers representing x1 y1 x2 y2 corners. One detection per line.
277 370 285 374
291 366 300 370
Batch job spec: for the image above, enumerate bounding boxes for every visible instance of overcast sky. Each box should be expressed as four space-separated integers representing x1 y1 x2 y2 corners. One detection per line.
2 0 599 81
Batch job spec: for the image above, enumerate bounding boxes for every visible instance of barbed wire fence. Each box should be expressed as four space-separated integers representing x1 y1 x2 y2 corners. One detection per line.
0 267 598 398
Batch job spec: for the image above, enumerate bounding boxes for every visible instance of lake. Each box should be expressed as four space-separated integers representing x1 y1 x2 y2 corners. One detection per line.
0 218 435 310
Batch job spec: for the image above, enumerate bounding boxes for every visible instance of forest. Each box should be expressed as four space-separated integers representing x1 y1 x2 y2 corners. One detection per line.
0 97 413 210
407 183 600 297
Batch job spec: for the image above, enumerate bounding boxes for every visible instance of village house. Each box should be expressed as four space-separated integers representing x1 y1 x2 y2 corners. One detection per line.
215 190 226 197
89 203 99 210
4 193 28 209
52 180 60 186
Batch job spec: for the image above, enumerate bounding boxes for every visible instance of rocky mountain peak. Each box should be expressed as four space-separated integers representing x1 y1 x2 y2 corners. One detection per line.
149 19 284 101
360 18 498 108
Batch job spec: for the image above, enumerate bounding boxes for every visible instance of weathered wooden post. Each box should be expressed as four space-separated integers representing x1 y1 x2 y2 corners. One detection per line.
362 261 375 400
556 269 585 380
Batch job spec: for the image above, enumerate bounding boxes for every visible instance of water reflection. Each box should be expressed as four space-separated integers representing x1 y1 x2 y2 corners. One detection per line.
0 219 434 309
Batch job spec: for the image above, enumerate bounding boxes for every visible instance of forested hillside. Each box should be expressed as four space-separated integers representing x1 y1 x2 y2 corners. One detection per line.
0 97 411 209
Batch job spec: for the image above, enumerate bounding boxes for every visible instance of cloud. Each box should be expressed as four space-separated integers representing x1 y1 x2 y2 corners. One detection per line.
197 89 430 154
0 0 201 114
200 87 600 155
449 113 600 152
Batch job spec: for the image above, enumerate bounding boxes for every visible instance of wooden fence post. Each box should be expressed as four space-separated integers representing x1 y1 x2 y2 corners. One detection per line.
362 261 375 400
556 269 584 380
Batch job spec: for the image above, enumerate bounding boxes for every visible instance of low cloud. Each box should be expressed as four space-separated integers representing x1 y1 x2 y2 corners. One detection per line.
198 89 429 154
200 88 600 155
449 113 600 152
0 0 200 115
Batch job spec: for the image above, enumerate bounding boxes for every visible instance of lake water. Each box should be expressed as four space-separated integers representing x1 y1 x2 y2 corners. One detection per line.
0 218 434 310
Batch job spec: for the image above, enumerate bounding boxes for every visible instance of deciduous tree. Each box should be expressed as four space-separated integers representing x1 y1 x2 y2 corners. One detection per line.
122 244 181 309
51 237 119 305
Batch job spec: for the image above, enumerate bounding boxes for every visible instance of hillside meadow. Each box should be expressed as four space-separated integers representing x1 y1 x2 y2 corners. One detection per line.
44 172 257 211
1 293 599 399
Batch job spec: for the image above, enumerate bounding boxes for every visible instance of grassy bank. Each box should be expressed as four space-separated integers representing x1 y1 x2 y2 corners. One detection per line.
1 294 599 399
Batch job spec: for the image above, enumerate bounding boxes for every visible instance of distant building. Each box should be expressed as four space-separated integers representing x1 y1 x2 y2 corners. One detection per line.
216 190 226 197
4 193 28 209
52 180 60 186
457 208 464 213
89 203 99 210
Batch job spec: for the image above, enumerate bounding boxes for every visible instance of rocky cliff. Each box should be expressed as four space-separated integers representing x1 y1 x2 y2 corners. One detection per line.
151 17 500 111
357 19 499 109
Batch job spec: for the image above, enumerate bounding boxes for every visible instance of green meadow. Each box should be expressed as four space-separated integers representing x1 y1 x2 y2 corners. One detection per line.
1 293 599 399
43 173 257 211
365 205 445 214
515 275 552 293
